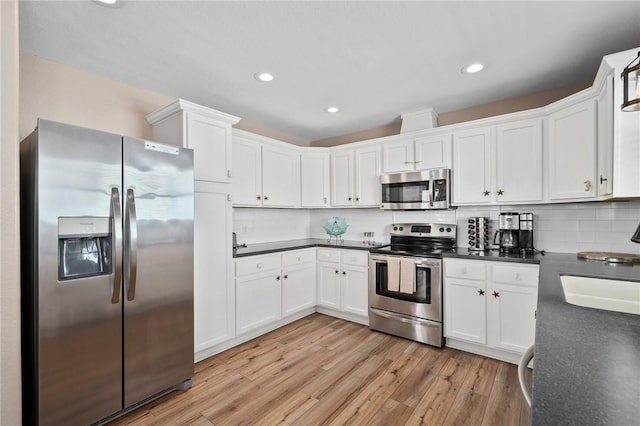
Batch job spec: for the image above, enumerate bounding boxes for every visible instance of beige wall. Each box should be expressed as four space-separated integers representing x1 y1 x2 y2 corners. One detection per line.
437 81 592 126
20 54 174 140
1 1 22 424
312 122 401 147
310 81 591 147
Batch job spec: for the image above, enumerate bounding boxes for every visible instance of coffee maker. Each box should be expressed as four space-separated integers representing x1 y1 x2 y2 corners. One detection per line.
494 212 520 253
518 213 534 254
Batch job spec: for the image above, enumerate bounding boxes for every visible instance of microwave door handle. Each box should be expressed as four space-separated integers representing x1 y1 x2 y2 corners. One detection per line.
125 188 138 301
429 186 434 207
110 187 122 304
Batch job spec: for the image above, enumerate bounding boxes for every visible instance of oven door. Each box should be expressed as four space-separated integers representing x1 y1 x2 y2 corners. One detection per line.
368 254 442 321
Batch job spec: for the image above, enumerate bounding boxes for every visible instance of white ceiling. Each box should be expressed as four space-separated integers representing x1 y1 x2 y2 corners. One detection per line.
19 1 640 142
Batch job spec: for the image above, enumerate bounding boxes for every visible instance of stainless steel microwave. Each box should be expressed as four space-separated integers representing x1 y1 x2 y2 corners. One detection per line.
380 168 451 210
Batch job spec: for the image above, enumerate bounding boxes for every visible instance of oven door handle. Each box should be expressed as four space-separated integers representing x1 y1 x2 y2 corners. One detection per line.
369 307 439 327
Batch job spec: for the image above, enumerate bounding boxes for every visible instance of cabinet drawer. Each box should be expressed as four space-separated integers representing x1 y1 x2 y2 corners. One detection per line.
445 259 486 281
282 249 315 267
317 248 341 263
341 250 369 267
235 254 281 277
492 264 539 287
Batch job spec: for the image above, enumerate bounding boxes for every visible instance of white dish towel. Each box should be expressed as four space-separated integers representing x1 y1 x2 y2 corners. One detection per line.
399 258 416 294
387 257 400 292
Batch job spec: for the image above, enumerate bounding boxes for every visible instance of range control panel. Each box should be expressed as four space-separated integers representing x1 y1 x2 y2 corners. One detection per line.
390 223 457 239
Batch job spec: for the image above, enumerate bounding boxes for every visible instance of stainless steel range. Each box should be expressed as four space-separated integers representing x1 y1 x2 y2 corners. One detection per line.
369 223 456 347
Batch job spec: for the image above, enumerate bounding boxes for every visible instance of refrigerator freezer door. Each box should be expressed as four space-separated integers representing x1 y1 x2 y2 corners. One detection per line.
122 137 194 407
24 120 124 426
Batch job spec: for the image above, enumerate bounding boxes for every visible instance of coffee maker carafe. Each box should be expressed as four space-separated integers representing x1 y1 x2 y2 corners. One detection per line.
518 213 534 254
494 212 520 253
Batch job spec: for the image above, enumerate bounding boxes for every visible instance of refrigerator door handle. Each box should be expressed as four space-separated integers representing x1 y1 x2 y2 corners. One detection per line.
111 187 123 304
126 188 138 301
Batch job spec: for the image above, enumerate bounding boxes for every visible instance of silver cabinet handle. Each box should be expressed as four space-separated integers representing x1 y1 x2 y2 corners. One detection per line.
600 175 608 184
478 289 485 296
335 270 339 274
256 195 261 200
264 195 269 200
125 188 138 301
342 271 346 275
483 190 490 196
497 189 504 196
110 187 122 304
518 344 535 407
492 291 500 298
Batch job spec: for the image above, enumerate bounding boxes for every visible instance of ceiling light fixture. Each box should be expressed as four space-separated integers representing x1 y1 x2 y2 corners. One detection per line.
621 51 640 112
462 63 485 74
254 72 274 82
93 0 121 7
326 107 340 113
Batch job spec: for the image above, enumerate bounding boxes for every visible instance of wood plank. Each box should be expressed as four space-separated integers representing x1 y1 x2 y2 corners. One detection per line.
367 399 414 426
480 362 523 426
443 389 489 426
405 355 474 425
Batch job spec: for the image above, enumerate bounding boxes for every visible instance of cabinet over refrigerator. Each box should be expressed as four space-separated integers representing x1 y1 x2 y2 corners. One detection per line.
20 119 194 426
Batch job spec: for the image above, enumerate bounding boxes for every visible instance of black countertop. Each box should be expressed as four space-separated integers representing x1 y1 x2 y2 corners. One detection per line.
532 253 640 425
443 248 543 264
233 238 382 258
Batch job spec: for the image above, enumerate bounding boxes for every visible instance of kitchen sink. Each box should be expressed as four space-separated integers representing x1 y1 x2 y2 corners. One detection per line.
561 275 640 315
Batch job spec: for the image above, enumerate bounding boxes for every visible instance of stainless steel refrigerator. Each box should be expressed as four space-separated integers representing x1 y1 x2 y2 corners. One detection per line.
20 119 194 426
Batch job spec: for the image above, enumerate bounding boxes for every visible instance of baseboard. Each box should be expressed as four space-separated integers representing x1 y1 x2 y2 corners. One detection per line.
194 308 316 362
446 338 524 364
315 307 369 326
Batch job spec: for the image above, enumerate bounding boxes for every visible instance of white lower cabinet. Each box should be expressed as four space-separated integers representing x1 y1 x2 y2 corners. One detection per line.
236 270 282 335
316 248 369 323
235 249 316 336
444 258 539 363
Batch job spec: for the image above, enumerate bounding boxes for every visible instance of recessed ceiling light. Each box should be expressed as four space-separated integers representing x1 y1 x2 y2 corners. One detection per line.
254 72 274 82
93 0 121 7
326 107 340 113
462 63 485 74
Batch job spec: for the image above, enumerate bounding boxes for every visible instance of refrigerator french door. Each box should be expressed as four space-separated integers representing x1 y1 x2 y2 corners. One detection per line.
20 119 194 426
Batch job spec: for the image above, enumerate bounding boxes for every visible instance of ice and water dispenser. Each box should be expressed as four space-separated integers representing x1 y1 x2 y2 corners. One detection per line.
58 217 113 280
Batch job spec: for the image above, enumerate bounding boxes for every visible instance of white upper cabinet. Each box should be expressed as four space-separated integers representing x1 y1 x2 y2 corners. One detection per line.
547 99 597 200
262 144 300 207
232 129 300 208
354 146 382 206
452 127 492 204
146 99 240 183
596 72 614 197
331 150 355 206
232 136 262 206
452 120 543 205
382 133 451 173
300 151 330 207
495 119 543 203
331 144 381 207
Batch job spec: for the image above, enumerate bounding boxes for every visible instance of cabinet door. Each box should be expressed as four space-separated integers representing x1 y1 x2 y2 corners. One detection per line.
282 264 316 316
317 261 341 309
262 145 300 207
194 184 234 352
597 73 614 197
301 152 330 207
331 151 354 206
382 138 414 173
548 99 597 200
186 112 232 183
496 119 543 203
414 134 452 170
487 283 537 353
354 145 381 206
452 127 492 204
444 278 487 344
236 272 282 335
232 136 262 206
341 265 369 317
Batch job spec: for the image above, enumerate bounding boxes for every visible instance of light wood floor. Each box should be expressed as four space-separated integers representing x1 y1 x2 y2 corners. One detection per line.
111 314 530 426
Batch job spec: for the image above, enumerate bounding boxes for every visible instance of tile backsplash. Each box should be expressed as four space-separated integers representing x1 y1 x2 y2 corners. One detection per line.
234 200 640 254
